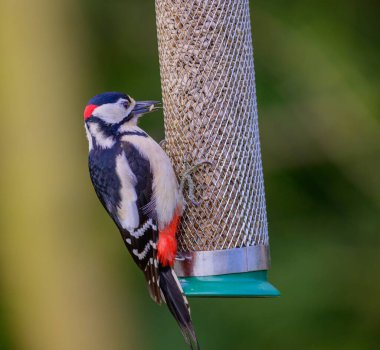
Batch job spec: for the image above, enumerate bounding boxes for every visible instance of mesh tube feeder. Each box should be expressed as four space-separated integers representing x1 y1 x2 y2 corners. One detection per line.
155 0 279 297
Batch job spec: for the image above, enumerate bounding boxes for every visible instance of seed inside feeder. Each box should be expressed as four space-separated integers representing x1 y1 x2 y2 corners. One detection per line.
155 0 269 253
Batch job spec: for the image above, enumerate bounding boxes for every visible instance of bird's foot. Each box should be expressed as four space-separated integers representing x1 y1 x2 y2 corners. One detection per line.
159 139 166 150
179 160 213 207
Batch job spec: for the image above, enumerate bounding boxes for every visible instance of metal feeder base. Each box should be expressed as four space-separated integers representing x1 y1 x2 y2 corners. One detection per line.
178 271 280 298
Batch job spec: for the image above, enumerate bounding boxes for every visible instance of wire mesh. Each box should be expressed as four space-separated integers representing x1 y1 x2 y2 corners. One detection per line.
155 0 269 253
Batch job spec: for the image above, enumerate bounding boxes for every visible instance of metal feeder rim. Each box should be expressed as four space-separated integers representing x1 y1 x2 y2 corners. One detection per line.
174 245 271 277
178 270 280 298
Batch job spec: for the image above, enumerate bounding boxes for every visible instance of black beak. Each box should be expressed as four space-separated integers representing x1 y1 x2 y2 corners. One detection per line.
132 100 161 116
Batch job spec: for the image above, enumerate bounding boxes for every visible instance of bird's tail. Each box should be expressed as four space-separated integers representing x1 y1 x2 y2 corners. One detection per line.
159 266 200 350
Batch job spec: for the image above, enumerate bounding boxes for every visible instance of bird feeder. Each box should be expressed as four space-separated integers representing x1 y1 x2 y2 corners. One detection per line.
155 0 279 297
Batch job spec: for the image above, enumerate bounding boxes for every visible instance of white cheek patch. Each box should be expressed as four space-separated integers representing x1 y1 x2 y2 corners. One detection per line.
92 98 135 124
92 102 124 124
88 122 115 149
115 152 140 230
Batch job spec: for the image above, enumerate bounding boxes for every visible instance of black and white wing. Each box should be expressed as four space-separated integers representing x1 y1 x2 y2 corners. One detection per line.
119 141 161 304
89 142 161 303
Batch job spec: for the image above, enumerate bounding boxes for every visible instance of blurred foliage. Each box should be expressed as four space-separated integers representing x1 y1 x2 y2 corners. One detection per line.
0 0 379 349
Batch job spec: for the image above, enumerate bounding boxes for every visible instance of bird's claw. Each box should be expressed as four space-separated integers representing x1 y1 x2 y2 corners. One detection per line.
179 160 213 207
159 139 166 150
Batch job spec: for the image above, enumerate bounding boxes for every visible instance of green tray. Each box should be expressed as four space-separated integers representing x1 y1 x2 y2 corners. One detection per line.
179 270 280 298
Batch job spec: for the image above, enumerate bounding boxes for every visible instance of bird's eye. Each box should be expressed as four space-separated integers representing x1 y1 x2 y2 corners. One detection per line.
123 101 129 109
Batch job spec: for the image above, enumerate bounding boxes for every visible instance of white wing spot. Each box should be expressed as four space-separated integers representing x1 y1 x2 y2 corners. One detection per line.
132 240 156 260
130 219 154 238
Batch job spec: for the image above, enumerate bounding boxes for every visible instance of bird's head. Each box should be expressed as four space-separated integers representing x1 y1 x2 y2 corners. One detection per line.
84 92 160 128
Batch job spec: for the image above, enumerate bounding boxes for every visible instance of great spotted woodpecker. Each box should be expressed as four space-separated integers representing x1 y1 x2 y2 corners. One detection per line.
84 92 199 349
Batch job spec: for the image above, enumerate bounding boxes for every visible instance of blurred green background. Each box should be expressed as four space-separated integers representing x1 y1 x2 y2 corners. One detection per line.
0 0 379 349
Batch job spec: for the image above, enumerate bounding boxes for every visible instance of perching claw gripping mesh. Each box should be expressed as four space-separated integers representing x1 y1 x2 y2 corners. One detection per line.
155 0 271 278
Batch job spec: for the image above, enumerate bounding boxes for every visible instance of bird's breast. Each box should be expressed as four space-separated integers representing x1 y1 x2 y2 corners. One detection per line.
121 132 182 229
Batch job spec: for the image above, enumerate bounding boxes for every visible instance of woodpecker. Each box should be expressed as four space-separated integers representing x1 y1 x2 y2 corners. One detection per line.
83 92 199 349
